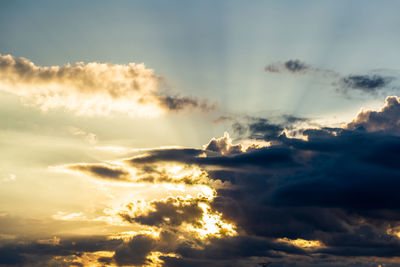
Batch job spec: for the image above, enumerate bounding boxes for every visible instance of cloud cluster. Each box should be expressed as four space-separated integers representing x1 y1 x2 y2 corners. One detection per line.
265 59 396 95
0 54 213 116
118 97 400 265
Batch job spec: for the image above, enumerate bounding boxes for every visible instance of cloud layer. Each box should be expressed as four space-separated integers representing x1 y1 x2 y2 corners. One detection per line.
0 54 212 117
14 96 395 266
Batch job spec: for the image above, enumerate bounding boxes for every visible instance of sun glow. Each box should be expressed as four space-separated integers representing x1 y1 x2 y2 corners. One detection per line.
52 251 116 267
276 237 325 249
189 202 237 239
145 252 181 267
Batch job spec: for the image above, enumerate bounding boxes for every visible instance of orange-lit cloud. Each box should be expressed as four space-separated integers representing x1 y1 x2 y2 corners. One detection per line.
276 237 325 249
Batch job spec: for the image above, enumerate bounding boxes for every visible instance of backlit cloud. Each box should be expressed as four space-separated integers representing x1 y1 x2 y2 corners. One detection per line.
0 54 213 117
51 96 400 266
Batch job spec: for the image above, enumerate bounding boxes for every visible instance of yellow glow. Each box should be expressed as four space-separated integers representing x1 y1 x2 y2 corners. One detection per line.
145 252 180 267
52 209 131 226
109 229 160 241
386 227 400 238
37 236 60 245
240 139 271 150
189 202 237 239
0 54 169 117
52 251 115 267
276 237 324 249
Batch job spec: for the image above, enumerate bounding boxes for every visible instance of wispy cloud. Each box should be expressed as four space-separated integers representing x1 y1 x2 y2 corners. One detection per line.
265 59 396 96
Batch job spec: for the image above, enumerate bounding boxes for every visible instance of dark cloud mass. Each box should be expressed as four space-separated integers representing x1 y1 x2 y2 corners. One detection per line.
0 236 122 266
4 97 400 266
122 96 400 266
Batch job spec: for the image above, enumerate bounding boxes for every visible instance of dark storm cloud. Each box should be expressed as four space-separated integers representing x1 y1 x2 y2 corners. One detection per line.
247 118 284 140
161 235 308 267
118 96 400 264
0 236 121 266
114 234 156 266
128 146 296 170
18 97 400 266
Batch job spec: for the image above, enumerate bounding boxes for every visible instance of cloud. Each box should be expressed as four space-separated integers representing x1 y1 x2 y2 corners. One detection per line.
128 146 296 170
67 163 132 181
114 234 156 266
265 59 395 96
0 54 213 116
0 236 122 266
214 114 308 140
159 95 215 112
119 197 204 227
63 160 214 185
346 96 400 134
203 132 244 155
15 96 400 265
339 75 391 93
123 97 400 264
265 59 310 73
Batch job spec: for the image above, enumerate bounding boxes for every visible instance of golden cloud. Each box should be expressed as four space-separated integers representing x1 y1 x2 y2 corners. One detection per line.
0 54 213 117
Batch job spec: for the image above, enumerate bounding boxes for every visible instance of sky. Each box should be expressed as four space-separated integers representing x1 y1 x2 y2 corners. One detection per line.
1 1 400 266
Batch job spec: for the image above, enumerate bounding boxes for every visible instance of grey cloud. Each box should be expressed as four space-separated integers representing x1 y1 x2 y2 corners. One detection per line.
340 75 390 93
67 163 132 181
265 59 310 74
159 95 215 112
114 234 156 266
216 115 307 140
0 236 122 266
284 60 310 73
119 197 204 227
204 132 244 155
265 59 396 95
